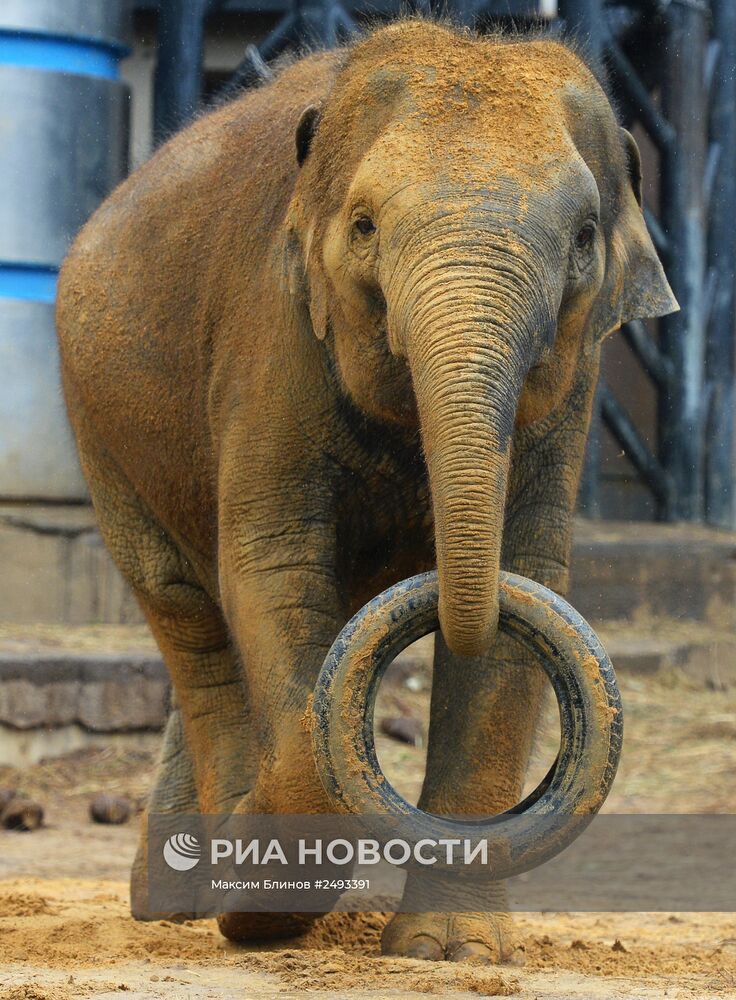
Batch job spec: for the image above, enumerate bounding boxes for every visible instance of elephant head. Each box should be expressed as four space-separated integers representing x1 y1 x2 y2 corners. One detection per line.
286 22 677 657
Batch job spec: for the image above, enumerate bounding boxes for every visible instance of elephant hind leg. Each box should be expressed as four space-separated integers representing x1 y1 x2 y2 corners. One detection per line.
72 435 259 920
130 704 197 921
77 439 256 813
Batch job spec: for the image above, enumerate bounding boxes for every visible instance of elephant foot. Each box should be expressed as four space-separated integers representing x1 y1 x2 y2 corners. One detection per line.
381 911 524 964
129 856 197 923
130 849 152 921
217 911 318 942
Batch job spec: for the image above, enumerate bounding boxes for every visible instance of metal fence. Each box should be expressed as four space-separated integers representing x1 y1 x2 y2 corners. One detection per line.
142 0 736 527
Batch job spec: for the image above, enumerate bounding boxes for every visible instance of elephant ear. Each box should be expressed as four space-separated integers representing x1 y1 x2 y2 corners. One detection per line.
590 128 678 340
295 105 323 166
290 96 345 338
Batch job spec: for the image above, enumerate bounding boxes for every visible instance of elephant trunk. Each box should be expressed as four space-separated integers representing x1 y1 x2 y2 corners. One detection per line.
405 272 537 658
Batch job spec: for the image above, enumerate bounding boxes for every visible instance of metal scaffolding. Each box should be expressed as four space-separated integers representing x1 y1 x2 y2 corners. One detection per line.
143 0 736 527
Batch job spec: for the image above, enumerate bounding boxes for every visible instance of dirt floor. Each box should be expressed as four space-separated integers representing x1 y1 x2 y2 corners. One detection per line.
0 660 734 999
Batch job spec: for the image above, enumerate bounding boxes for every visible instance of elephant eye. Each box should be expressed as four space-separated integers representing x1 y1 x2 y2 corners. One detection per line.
575 221 596 250
354 216 376 237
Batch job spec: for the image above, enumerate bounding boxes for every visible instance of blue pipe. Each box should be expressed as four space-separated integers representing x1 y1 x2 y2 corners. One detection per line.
0 28 129 304
0 30 125 81
0 265 58 305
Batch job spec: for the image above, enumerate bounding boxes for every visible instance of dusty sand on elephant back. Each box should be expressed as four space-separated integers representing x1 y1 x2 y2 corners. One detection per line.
1 669 735 998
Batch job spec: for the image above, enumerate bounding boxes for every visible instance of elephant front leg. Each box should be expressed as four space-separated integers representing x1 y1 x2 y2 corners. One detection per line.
383 362 598 963
214 508 347 941
221 557 344 816
382 633 539 963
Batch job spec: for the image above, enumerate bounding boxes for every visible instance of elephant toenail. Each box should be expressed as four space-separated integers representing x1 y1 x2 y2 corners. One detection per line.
406 934 444 961
450 942 494 964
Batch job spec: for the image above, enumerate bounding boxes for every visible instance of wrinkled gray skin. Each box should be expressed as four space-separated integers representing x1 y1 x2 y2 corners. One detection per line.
56 22 676 964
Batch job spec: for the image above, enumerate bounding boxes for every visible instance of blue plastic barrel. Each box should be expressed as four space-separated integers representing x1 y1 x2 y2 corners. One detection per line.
0 1 131 499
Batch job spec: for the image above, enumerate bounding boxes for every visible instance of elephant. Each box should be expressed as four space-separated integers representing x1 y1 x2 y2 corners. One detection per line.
56 19 676 963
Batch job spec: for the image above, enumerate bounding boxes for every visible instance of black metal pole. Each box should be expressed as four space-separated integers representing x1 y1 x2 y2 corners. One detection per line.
558 0 605 70
154 0 208 144
599 382 674 511
705 0 736 528
658 0 709 521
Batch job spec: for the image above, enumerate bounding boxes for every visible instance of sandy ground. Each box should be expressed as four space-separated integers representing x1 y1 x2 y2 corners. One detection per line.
0 665 734 999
